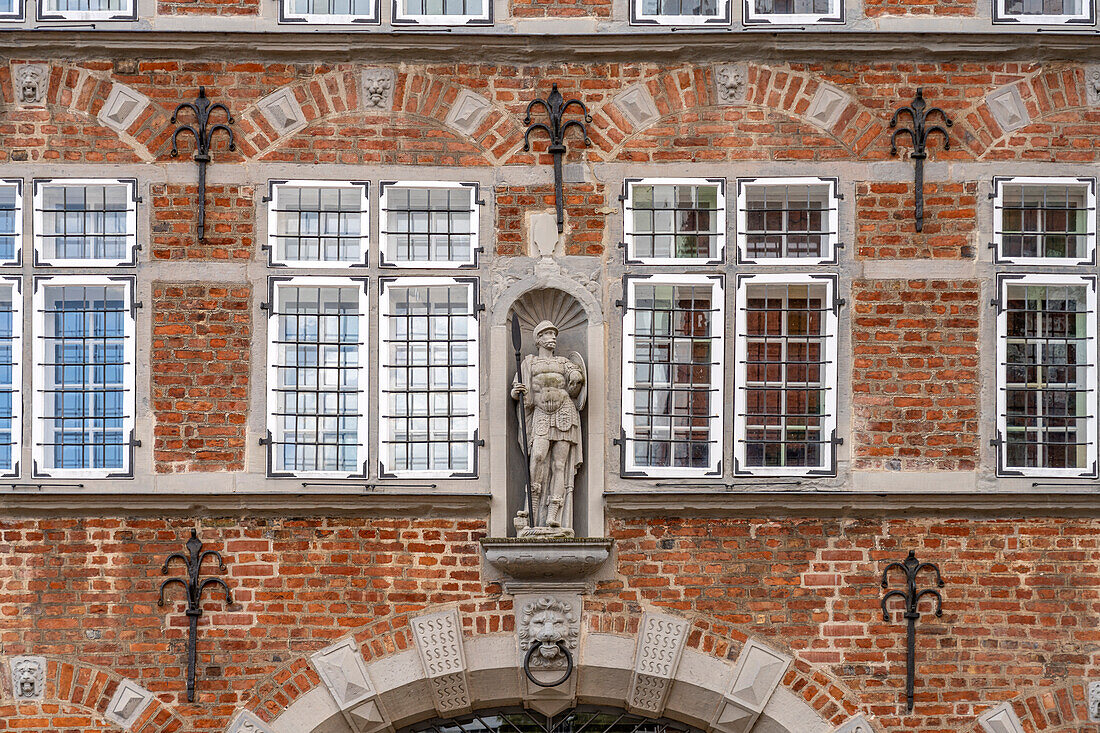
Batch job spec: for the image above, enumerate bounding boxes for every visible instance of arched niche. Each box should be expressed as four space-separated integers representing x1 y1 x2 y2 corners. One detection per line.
488 271 605 538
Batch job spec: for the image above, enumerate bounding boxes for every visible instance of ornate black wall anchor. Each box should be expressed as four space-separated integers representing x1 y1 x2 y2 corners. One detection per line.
881 550 944 712
170 87 235 241
158 529 233 703
523 83 592 234
888 88 952 233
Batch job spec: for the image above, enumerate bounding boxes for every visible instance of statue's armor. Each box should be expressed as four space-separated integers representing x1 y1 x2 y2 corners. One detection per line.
527 355 582 447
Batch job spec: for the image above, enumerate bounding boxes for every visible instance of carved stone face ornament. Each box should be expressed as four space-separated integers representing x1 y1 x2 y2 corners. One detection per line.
13 65 48 106
362 72 392 108
11 656 45 699
518 597 577 668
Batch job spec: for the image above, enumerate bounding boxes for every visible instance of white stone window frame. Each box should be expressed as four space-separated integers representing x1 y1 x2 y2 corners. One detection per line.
378 181 481 269
277 0 379 25
391 0 492 25
735 176 840 266
265 180 370 269
992 176 1096 267
377 276 481 480
743 0 843 24
32 178 139 268
992 0 1094 24
629 0 731 25
995 273 1098 479
620 273 725 478
733 273 839 477
622 177 726 266
31 274 137 479
0 179 23 267
264 276 371 479
37 0 136 21
0 0 24 23
0 277 22 478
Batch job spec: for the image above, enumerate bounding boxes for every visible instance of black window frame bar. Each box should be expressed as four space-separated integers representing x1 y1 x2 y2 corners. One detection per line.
263 275 371 480
735 176 841 266
263 179 371 268
378 181 483 269
31 178 140 268
618 273 724 479
993 273 1098 478
377 275 481 480
732 272 842 478
991 176 1097 267
31 274 138 479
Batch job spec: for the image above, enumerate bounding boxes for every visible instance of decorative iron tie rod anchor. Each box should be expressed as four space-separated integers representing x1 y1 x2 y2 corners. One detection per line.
523 83 592 234
888 88 952 233
881 549 944 712
158 529 233 703
170 86 236 241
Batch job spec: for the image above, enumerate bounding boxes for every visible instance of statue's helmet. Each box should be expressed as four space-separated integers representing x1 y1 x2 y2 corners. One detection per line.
533 320 558 341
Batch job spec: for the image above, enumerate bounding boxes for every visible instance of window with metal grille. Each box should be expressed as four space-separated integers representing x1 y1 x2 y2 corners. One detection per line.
993 177 1096 265
33 179 138 267
266 181 369 267
0 181 22 266
630 0 730 24
994 0 1093 22
278 0 378 22
996 275 1097 477
622 179 725 265
32 276 135 478
621 275 723 476
0 0 23 19
0 278 21 477
38 0 135 19
379 278 479 478
266 278 369 477
736 178 839 264
393 0 491 23
379 182 480 268
401 706 702 733
745 0 841 22
734 275 838 476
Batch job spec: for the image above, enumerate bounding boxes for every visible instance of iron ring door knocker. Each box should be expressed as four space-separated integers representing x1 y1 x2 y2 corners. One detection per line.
523 640 573 688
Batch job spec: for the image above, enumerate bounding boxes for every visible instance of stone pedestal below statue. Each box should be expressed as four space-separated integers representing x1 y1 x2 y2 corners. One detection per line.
480 536 613 595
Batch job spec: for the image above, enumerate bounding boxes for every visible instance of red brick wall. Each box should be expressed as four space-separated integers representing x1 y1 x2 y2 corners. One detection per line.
864 0 975 16
152 284 252 473
495 183 608 255
150 184 255 261
510 0 611 17
851 280 980 471
856 181 979 259
605 515 1100 733
157 0 259 14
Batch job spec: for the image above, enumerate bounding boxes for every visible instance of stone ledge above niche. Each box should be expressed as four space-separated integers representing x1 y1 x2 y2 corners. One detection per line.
480 537 613 593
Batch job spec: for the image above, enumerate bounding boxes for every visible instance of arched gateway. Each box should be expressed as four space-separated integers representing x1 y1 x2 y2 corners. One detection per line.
245 604 838 733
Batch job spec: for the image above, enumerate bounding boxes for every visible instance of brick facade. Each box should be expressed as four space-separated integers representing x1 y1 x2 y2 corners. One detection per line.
856 182 979 260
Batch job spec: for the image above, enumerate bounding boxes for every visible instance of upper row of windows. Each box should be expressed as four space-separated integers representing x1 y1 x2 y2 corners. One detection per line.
1 176 1093 269
1 0 1094 23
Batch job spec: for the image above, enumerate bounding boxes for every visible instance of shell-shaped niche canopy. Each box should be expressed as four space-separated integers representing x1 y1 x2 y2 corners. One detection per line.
511 288 587 335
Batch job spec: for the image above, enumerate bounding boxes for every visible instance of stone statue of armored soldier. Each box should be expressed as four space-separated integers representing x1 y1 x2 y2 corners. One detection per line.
511 320 586 537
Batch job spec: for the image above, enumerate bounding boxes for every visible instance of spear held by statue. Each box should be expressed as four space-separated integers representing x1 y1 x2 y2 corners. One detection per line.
511 314 536 524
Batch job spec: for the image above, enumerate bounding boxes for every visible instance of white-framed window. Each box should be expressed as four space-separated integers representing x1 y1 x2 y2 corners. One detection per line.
32 276 136 478
32 179 138 267
266 181 370 268
996 274 1098 477
378 277 480 478
993 177 1096 266
734 274 839 476
621 274 724 477
743 0 842 23
265 277 370 478
37 0 136 21
736 177 839 265
0 180 22 266
379 182 480 268
278 0 379 22
630 0 731 24
993 0 1094 23
392 0 491 24
622 178 725 265
0 0 23 23
0 278 21 477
